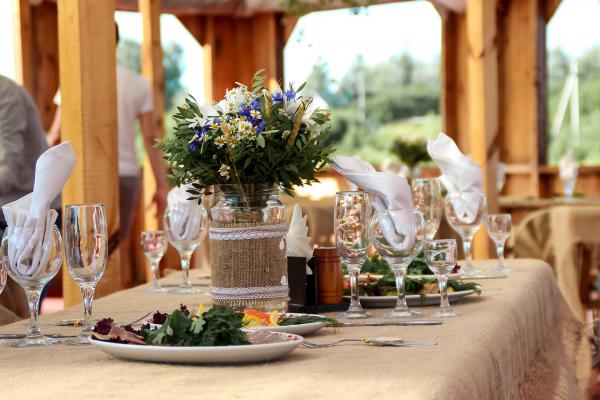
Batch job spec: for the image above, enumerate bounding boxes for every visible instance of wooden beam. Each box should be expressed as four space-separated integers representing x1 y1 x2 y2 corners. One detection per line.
497 0 545 198
283 15 299 44
13 0 33 92
139 0 165 281
57 0 120 306
545 0 562 22
466 0 499 259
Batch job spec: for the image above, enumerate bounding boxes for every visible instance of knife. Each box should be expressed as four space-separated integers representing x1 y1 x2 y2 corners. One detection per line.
335 320 443 327
0 333 77 339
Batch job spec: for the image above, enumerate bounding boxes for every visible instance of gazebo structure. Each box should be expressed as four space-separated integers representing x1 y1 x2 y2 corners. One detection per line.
12 0 591 307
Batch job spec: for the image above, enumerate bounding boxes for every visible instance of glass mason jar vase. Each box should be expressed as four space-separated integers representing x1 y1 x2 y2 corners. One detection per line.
209 183 288 311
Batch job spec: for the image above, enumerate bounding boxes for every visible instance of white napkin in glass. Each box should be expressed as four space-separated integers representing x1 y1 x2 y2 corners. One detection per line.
559 150 578 181
167 184 205 241
1 142 77 277
286 204 314 274
427 133 483 222
331 155 416 251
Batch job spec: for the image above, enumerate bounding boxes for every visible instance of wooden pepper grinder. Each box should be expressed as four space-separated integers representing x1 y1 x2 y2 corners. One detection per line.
313 247 344 305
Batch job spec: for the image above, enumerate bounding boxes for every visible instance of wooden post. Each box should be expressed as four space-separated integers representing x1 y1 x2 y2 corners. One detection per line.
57 0 120 306
466 0 499 258
179 13 285 100
13 0 33 92
139 0 165 281
497 0 546 197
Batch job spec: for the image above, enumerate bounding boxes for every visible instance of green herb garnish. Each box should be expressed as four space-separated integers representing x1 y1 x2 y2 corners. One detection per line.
279 315 339 327
143 306 249 347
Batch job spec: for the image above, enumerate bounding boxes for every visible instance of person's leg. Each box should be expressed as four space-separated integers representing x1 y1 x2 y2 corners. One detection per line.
119 175 141 288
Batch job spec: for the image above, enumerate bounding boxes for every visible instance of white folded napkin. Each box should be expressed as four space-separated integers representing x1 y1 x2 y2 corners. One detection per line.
559 150 578 181
167 184 205 241
2 142 77 277
427 133 483 223
286 205 314 274
331 155 415 251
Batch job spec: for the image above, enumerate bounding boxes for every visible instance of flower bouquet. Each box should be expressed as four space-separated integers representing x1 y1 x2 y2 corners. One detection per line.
159 70 333 310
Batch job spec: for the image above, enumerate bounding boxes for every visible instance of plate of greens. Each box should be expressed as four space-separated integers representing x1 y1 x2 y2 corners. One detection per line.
90 306 303 364
242 310 338 336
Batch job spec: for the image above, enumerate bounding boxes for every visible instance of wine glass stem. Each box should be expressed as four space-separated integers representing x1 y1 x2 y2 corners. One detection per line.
438 276 450 311
349 266 362 309
81 285 95 335
151 260 160 289
496 243 505 268
463 237 473 268
25 289 42 338
180 252 192 288
393 264 408 311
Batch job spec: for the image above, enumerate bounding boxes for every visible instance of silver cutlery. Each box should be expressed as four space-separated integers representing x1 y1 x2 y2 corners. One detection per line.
0 333 77 340
335 320 443 327
42 311 153 328
302 337 438 348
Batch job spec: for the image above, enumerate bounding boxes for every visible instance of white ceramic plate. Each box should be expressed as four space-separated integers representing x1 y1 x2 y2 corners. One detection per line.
244 314 326 336
406 273 461 280
344 289 478 308
90 331 303 364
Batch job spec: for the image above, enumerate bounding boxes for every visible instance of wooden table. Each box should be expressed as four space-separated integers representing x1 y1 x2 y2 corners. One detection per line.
0 260 588 400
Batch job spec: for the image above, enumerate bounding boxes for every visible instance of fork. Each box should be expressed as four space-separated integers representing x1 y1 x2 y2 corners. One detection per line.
302 338 437 348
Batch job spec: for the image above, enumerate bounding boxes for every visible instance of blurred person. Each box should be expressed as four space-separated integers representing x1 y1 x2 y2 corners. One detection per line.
0 74 49 319
48 22 168 257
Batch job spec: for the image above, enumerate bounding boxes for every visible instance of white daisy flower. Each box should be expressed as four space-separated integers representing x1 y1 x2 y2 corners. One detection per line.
219 164 231 179
215 136 227 147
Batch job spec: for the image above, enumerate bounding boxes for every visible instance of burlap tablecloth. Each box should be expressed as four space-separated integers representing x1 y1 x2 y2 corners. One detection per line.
0 259 589 400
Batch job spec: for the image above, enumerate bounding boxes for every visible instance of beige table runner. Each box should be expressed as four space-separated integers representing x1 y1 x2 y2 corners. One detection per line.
0 259 589 400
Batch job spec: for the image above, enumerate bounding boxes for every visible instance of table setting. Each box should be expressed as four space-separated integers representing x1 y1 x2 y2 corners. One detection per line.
0 71 589 400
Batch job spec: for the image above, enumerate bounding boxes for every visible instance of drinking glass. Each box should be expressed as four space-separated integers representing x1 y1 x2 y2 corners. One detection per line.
164 202 208 294
140 230 168 293
370 209 425 318
64 204 108 345
1 226 62 347
445 192 487 276
487 214 512 276
424 239 461 318
335 191 371 319
411 178 443 240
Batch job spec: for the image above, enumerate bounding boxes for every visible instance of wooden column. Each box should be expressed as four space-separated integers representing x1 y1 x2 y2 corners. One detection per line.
57 0 120 306
466 0 499 258
180 13 285 100
13 0 33 92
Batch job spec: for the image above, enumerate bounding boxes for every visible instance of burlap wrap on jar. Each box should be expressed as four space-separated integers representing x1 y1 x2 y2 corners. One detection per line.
209 184 289 310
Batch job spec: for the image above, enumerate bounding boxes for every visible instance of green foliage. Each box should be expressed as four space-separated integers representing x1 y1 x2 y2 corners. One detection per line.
391 137 431 170
158 72 334 199
279 315 339 326
144 306 248 346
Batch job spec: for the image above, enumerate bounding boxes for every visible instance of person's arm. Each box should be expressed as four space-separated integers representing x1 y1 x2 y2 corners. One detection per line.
0 86 27 194
139 110 168 217
47 105 61 146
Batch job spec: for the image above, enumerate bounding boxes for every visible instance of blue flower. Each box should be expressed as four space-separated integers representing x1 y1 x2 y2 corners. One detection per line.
250 99 260 110
188 139 200 152
285 89 296 100
272 91 283 102
256 121 266 133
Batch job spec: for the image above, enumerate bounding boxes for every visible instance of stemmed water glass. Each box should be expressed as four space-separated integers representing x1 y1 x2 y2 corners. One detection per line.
445 192 487 276
487 214 512 276
64 204 108 345
163 202 208 294
411 178 443 241
1 225 63 347
140 230 168 293
370 209 425 318
335 191 371 319
424 239 461 318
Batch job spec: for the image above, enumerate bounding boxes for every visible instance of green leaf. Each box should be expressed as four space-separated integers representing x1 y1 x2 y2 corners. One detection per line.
257 134 265 148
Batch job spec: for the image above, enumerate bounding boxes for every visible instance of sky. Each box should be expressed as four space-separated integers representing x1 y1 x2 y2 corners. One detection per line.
0 0 599 103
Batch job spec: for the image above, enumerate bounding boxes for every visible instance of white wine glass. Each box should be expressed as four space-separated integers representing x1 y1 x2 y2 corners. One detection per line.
140 230 168 293
487 214 512 276
335 191 371 319
164 202 208 295
370 209 425 318
1 226 62 347
64 204 108 345
411 178 443 241
445 192 487 276
424 239 461 318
